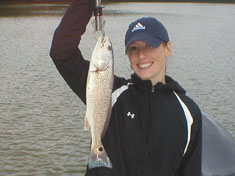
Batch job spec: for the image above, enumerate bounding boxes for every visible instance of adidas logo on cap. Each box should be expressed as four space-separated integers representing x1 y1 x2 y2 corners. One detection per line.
131 22 145 32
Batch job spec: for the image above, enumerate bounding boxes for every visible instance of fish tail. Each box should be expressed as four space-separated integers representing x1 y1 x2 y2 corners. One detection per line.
88 145 113 169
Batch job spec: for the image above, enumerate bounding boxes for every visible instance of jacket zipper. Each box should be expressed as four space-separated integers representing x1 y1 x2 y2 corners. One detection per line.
151 86 154 93
149 86 154 167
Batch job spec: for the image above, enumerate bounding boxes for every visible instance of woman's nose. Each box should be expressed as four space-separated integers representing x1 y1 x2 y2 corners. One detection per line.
138 48 146 60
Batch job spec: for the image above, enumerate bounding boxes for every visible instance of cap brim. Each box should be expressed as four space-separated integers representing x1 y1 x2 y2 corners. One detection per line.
125 32 162 53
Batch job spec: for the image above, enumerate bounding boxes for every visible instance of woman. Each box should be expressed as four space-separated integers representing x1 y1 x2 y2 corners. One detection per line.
50 0 202 175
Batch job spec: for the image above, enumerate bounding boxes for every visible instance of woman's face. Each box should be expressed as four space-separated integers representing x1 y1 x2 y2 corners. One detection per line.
127 41 171 86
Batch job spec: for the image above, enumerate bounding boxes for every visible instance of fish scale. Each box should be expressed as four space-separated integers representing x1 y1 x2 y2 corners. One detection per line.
93 69 112 145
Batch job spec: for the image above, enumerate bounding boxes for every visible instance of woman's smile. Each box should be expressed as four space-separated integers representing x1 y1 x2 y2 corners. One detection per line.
137 62 153 69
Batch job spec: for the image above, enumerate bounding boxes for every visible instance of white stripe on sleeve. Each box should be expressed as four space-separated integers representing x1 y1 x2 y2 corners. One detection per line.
173 91 194 156
112 83 132 107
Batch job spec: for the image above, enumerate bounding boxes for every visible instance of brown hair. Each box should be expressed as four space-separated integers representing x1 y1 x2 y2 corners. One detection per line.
162 42 168 47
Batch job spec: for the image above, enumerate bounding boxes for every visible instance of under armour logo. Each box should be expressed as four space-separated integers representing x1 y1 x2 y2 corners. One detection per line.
127 112 135 119
132 22 145 32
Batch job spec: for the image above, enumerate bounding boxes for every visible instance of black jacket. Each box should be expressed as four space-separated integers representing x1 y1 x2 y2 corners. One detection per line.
50 0 202 175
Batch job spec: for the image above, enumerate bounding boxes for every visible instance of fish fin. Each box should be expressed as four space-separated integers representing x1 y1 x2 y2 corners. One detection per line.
88 146 113 169
84 116 90 131
89 62 98 72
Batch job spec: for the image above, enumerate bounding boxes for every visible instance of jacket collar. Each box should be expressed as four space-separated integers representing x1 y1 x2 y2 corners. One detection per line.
131 73 186 94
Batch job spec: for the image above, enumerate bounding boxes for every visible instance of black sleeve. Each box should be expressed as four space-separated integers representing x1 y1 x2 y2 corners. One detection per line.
50 0 95 104
178 110 202 176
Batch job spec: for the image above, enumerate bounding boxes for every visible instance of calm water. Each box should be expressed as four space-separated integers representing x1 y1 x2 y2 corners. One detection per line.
0 2 235 175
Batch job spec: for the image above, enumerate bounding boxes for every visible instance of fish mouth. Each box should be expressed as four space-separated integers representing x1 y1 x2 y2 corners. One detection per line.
100 36 109 47
100 37 106 46
138 62 153 69
99 37 113 54
101 37 112 51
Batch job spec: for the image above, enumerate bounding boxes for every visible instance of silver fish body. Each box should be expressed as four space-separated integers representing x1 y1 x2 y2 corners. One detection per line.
85 36 114 169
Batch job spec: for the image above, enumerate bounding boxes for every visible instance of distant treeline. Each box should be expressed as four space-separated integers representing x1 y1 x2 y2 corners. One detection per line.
1 0 235 4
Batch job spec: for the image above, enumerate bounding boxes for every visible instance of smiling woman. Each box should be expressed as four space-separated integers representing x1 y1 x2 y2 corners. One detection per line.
127 41 171 85
1 0 235 175
125 17 172 85
50 0 202 175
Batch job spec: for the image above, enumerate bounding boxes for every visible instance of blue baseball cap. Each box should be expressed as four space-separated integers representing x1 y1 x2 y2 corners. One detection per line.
125 17 169 53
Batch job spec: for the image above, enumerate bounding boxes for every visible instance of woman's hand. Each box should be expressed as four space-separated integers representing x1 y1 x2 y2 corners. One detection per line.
85 0 96 10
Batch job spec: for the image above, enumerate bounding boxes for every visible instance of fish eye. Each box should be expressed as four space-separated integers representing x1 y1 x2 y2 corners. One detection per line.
107 45 112 51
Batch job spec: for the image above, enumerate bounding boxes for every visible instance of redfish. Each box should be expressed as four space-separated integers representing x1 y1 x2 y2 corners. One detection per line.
85 36 114 169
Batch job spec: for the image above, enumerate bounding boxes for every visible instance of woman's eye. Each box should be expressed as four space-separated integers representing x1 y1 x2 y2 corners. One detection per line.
145 43 151 48
129 46 137 52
